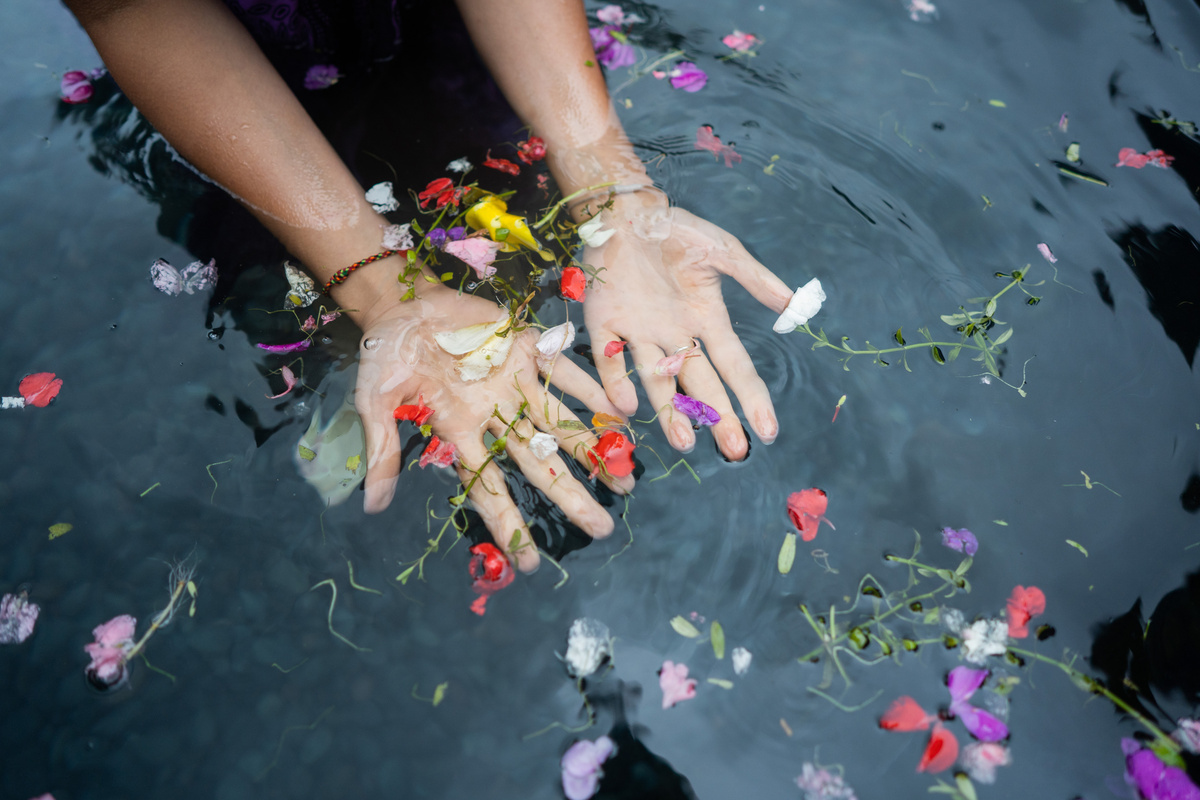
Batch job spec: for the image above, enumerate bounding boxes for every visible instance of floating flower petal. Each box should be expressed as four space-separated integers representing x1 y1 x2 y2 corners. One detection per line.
956 704 1010 742
787 488 834 542
722 30 760 52
1037 243 1058 264
393 396 434 425
418 177 462 210
444 237 502 279
418 436 457 468
257 340 311 354
562 735 616 800
880 696 934 731
19 373 63 408
150 257 216 296
0 592 40 644
561 267 587 301
1006 585 1046 639
535 322 575 372
960 618 1009 663
668 62 708 92
529 432 559 460
446 157 472 173
579 216 616 247
795 763 858 800
563 618 613 678
589 26 636 69
941 527 978 556
907 0 937 21
773 278 826 333
659 660 698 708
1123 738 1200 800
732 646 752 676
84 614 136 688
483 152 520 176
382 223 414 251
434 317 516 382
468 543 514 616
517 136 546 165
60 70 94 104
596 5 626 24
284 261 320 308
604 340 627 357
917 723 959 773
960 742 1011 784
588 431 636 478
655 343 698 376
303 64 341 90
695 125 742 167
672 393 720 426
464 196 545 255
266 366 298 399
365 181 399 213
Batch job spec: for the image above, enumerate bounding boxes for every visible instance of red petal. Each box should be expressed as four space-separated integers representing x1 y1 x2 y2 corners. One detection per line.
880 696 933 732
1007 585 1046 638
19 373 63 407
787 489 829 541
917 723 959 773
393 399 434 425
604 341 627 358
587 431 636 477
483 151 520 176
561 267 587 302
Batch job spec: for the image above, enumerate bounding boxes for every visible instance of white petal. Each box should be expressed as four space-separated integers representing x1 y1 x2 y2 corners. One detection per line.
382 223 414 250
562 618 613 678
284 261 320 308
455 328 514 382
535 322 575 371
365 181 399 213
772 277 826 333
434 318 508 355
731 646 752 676
529 432 558 460
578 216 616 248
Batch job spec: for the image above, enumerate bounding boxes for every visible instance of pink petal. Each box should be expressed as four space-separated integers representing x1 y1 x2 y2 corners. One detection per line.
1036 243 1057 263
1116 147 1151 168
92 614 136 647
266 365 297 399
722 31 759 51
60 70 94 104
880 696 934 731
947 665 988 705
659 660 698 708
150 258 183 295
444 237 501 279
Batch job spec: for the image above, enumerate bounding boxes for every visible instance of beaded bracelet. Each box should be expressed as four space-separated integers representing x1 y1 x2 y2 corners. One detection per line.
321 249 401 294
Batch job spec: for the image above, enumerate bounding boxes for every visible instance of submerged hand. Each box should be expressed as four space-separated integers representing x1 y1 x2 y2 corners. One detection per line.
582 193 794 460
354 285 632 572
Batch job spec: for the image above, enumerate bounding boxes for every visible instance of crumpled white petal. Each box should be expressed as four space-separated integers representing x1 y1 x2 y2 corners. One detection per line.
446 157 472 174
529 432 559 460
731 646 752 676
960 618 1009 664
284 261 320 308
382 223 414 250
535 322 575 371
365 181 399 213
434 316 514 382
561 618 613 678
578 216 616 248
773 277 826 333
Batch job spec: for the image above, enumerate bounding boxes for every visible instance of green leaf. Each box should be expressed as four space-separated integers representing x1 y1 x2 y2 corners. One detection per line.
440 272 453 282
557 419 588 431
941 313 968 325
1066 539 1089 557
346 455 361 472
955 773 979 800
984 299 997 317
894 328 906 345
1066 142 1081 162
706 678 734 690
955 557 973 577
670 615 702 638
778 532 797 574
931 346 946 365
1149 739 1187 768
396 565 416 584
994 519 1008 526
48 522 72 540
711 620 726 659
298 445 316 461
432 682 449 707
992 327 1014 346
988 98 1007 107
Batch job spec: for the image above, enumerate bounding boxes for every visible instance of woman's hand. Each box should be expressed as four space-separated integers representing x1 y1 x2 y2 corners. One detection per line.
581 192 795 461
353 284 632 572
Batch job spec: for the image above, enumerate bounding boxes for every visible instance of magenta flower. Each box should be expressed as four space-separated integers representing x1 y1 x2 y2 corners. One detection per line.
0 592 40 644
84 614 136 688
589 26 636 69
304 64 341 90
941 527 978 556
256 340 312 354
672 393 720 426
659 660 697 708
668 62 708 92
1123 739 1200 800
60 70 94 104
561 736 616 800
947 666 1009 742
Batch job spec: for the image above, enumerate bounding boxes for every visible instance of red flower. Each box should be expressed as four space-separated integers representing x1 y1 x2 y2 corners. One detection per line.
482 151 520 176
418 435 456 468
19 373 63 408
468 542 515 615
517 136 547 165
1006 585 1046 638
393 396 434 425
917 723 959 773
879 696 934 732
787 488 835 542
603 340 627 357
588 431 636 478
418 178 462 209
1116 147 1175 169
561 266 587 302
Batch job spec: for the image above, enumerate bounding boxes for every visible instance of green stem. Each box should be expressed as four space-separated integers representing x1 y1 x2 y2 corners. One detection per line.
797 584 953 663
532 182 619 229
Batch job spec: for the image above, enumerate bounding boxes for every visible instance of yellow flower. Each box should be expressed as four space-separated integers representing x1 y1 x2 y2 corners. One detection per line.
465 196 551 260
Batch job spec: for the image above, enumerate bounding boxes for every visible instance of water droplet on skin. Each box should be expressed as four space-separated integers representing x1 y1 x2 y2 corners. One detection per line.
363 337 382 351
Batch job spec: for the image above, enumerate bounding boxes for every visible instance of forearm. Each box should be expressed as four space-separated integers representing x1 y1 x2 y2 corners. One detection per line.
454 0 657 210
65 0 406 320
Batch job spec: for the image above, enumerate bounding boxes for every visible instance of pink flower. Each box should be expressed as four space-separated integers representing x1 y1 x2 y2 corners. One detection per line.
654 342 698 376
879 696 934 731
0 592 40 644
561 736 616 800
84 614 136 688
787 488 835 542
668 62 708 92
303 65 341 90
659 660 697 708
1037 243 1058 263
596 5 626 24
1117 147 1175 169
940 527 978 556
444 237 502 279
722 31 760 52
960 742 1011 784
695 125 742 167
265 365 297 399
60 70 94 104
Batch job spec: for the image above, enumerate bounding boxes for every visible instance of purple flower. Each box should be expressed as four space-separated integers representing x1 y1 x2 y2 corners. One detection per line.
256 340 312 354
447 226 467 241
672 393 720 426
561 736 616 800
304 65 341 90
947 666 1009 742
1123 739 1200 800
669 62 708 92
941 527 978 556
589 26 636 69
426 228 448 249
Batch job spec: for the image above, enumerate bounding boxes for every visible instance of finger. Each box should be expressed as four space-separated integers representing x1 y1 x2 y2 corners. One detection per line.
355 382 403 514
454 436 540 573
674 348 748 461
523 383 635 495
710 235 795 315
631 340 696 454
703 323 779 444
543 354 626 420
588 327 638 416
500 417 615 539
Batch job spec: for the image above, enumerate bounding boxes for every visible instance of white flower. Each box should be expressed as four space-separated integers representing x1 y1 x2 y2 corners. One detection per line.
731 646 752 676
1 397 25 410
365 181 399 213
959 742 1011 784
529 432 559 460
535 322 575 371
960 618 1009 664
773 277 826 333
433 315 515 382
283 261 320 308
382 223 414 250
578 216 616 248
446 157 472 174
562 618 613 678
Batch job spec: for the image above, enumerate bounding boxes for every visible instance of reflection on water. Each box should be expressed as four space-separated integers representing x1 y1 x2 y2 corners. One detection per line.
2 0 1199 798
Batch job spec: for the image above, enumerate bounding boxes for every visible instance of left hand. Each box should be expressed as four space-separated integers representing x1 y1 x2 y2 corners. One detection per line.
581 191 795 461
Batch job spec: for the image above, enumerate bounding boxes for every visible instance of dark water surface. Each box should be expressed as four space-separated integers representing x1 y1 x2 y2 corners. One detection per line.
2 0 1199 798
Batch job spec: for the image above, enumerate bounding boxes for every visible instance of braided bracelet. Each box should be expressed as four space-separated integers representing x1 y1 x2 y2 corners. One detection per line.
321 249 400 294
